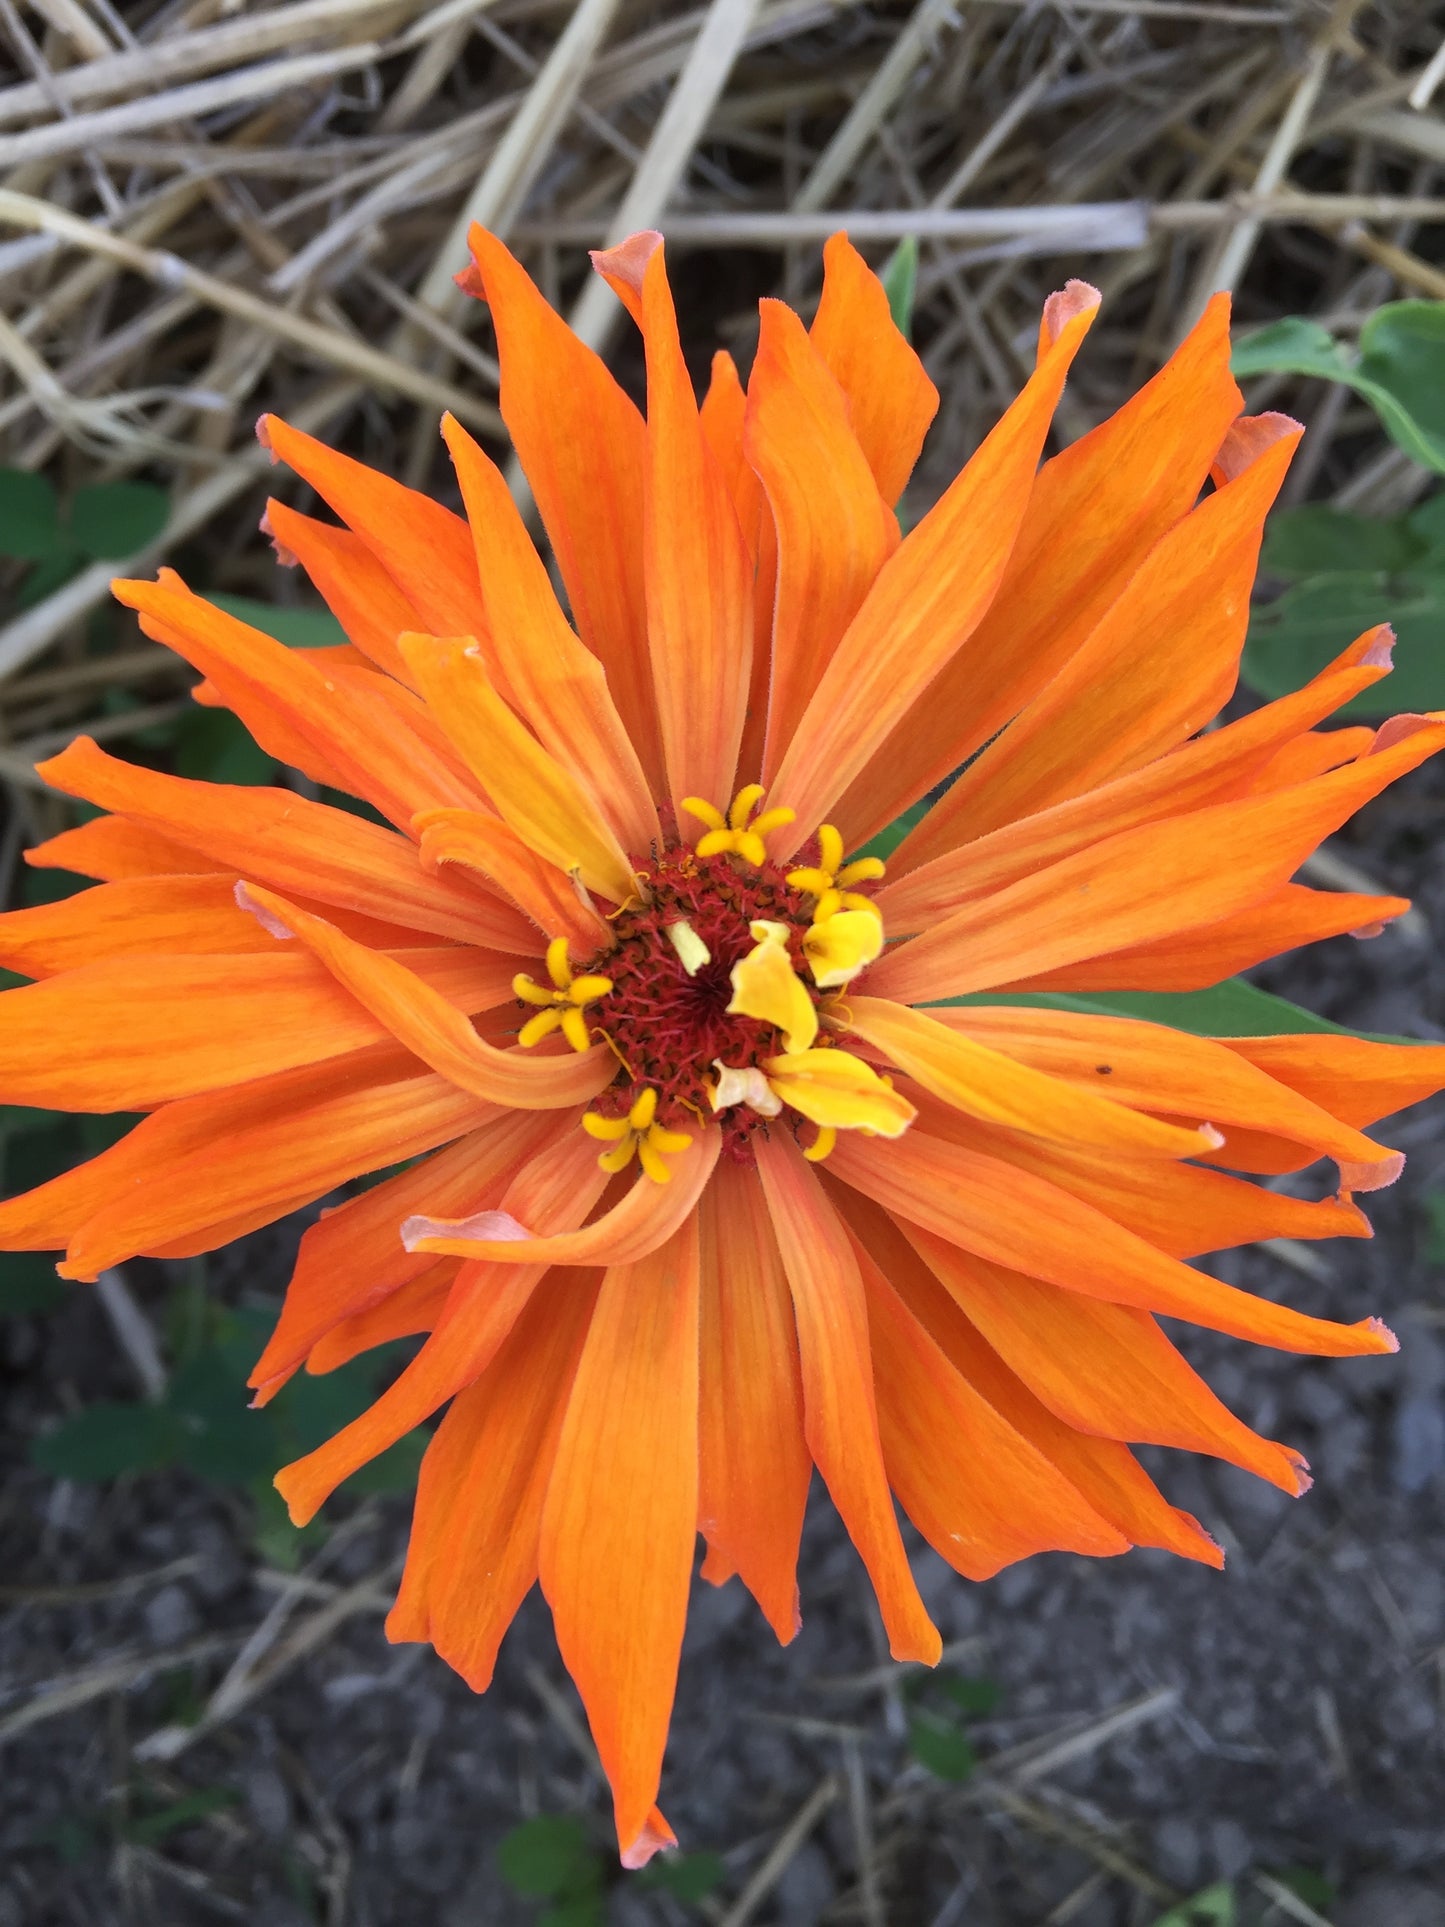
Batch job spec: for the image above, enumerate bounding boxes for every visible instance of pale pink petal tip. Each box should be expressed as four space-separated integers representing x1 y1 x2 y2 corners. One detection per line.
233 880 294 941
254 413 276 456
1040 278 1101 344
620 1809 677 1871
591 230 664 293
1199 1124 1225 1151
400 1207 531 1252
1360 625 1396 670
1366 1316 1400 1354
1337 1150 1406 1193
1212 410 1303 482
259 508 298 568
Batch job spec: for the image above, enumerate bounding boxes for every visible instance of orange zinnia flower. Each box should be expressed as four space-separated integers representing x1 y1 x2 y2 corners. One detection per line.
5 227 1444 1865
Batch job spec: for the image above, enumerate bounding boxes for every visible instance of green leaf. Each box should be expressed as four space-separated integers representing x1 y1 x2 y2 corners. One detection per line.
1261 505 1425 577
496 1815 602 1900
168 1348 281 1485
937 1672 1000 1717
1232 301 1445 475
908 1713 978 1781
15 548 85 608
1356 301 1445 473
0 1250 64 1315
1151 1883 1236 1927
20 863 89 906
880 235 920 341
173 706 277 786
1245 568 1445 716
31 1400 182 1481
0 467 63 559
940 979 1401 1040
68 482 170 559
1423 1193 1445 1265
636 1849 725 1900
855 796 930 865
208 591 348 651
124 1787 238 1849
1230 316 1347 383
539 1900 605 1927
1272 1868 1335 1909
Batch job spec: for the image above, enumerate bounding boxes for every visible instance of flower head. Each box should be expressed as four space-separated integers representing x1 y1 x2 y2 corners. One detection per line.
4 225 1444 1867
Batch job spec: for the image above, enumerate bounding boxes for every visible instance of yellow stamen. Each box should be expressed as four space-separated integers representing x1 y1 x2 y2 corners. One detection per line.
513 938 612 1053
682 785 797 867
581 1086 692 1182
727 922 818 1053
803 1125 837 1163
787 822 886 917
802 907 885 989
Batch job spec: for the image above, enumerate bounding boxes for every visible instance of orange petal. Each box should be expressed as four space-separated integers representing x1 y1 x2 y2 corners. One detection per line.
753 1131 940 1664
877 626 1396 929
907 1087 1369 1256
461 225 662 793
1011 882 1408 995
539 1215 702 1858
809 232 938 507
116 573 488 830
904 412 1299 854
829 1127 1395 1356
38 738 534 951
61 1057 496 1281
258 413 489 641
854 1233 1131 1572
304 1259 458 1376
249 1108 563 1400
696 1159 809 1643
743 299 898 780
865 723 1445 1005
699 348 764 555
0 941 512 1111
0 875 290 977
844 995 1220 1159
905 1232 1308 1493
236 883 612 1111
1224 1032 1445 1132
404 1125 721 1266
387 1266 601 1689
837 1189 1223 1567
400 635 636 904
441 415 659 854
767 282 1099 857
837 295 1240 855
22 813 226 883
262 499 421 684
593 233 753 819
947 1005 1413 1187
414 808 608 952
276 1129 606 1525
0 874 462 979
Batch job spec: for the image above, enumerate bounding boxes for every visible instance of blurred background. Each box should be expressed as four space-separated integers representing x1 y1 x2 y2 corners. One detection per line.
1 2 1444 1922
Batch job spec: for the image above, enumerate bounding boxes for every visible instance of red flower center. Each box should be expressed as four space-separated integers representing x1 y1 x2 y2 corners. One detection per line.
570 844 821 1145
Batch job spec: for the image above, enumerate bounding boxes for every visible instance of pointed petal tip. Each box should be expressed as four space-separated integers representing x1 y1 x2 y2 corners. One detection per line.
591 230 665 295
1337 1148 1406 1193
233 879 295 941
1366 1316 1399 1354
1359 624 1396 670
1041 279 1102 343
619 1809 676 1871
